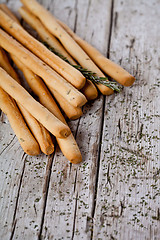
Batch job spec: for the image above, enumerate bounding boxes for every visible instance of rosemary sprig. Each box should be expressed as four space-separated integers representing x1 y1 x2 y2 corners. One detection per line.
42 41 121 92
72 65 121 92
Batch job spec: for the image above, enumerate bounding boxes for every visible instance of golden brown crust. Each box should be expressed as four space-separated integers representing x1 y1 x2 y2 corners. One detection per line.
0 67 71 138
0 9 86 89
20 0 113 95
50 90 83 120
0 4 20 24
9 56 82 163
0 48 54 155
81 80 98 100
18 105 54 155
0 88 40 155
19 6 76 65
58 19 135 87
0 29 87 107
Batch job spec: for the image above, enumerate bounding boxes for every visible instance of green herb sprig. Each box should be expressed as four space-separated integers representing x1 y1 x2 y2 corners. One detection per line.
42 42 121 92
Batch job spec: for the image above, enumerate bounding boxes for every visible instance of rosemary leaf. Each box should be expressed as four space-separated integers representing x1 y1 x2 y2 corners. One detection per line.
42 41 121 92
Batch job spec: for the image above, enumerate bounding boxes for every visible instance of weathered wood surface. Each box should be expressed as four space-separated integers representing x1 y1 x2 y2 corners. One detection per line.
0 0 160 239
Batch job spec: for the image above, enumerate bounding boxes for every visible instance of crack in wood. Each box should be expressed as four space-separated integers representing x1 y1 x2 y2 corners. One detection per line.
0 135 16 156
129 38 135 59
9 153 26 240
73 169 77 193
38 154 55 240
33 203 37 216
85 0 92 22
120 197 125 216
106 163 112 188
73 0 78 33
137 123 144 141
118 118 122 140
71 192 78 240
114 11 118 31
107 0 114 58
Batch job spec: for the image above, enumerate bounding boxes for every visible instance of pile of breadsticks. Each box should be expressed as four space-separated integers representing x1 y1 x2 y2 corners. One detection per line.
0 0 135 164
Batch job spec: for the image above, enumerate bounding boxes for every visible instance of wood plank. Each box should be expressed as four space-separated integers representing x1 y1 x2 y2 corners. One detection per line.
41 0 112 239
0 113 25 239
12 153 53 240
0 1 52 239
0 101 51 240
0 0 80 239
93 0 160 239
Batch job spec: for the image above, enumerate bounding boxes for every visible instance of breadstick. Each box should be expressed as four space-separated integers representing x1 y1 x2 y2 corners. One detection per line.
58 19 135 87
21 0 114 95
19 6 76 65
0 88 40 155
11 55 82 163
11 54 82 120
0 67 70 138
0 9 85 90
17 105 54 155
51 90 83 120
81 80 98 100
0 4 20 24
18 7 98 100
0 29 87 107
0 47 40 155
0 49 54 155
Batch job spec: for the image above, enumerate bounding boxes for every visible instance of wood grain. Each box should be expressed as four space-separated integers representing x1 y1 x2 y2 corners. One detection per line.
93 0 160 239
0 0 160 239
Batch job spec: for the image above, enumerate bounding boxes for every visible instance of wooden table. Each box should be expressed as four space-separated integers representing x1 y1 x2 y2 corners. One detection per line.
0 0 160 239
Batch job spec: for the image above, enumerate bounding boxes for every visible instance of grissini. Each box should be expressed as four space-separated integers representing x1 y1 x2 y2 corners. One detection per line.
0 5 97 99
58 19 135 87
11 54 83 120
1 5 95 102
81 80 98 100
0 4 20 24
0 6 97 100
0 88 40 155
50 89 83 120
0 29 87 107
11 55 82 164
18 6 98 100
17 106 55 155
0 48 54 155
0 47 40 155
0 67 71 139
0 9 86 90
19 6 76 65
0 50 40 155
20 0 114 95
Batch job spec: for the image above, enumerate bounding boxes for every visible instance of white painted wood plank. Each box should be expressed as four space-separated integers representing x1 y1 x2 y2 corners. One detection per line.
41 0 112 239
0 104 50 240
0 2 52 239
0 0 81 239
0 113 26 240
12 153 52 240
93 0 160 239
